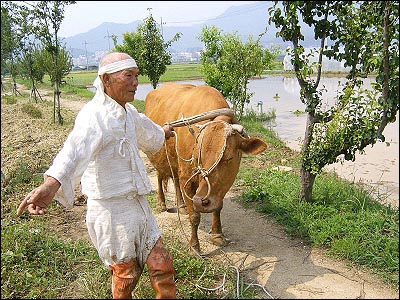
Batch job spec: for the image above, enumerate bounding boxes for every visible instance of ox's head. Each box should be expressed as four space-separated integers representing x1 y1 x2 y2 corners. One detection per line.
185 120 267 213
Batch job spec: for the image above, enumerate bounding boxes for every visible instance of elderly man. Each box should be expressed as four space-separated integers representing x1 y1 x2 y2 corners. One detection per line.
17 52 176 299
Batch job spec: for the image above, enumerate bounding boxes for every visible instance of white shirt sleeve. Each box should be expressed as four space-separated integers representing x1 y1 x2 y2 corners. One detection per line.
130 106 165 156
45 108 103 208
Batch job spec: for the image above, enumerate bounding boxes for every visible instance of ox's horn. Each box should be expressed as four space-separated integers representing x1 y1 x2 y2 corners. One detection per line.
231 124 249 138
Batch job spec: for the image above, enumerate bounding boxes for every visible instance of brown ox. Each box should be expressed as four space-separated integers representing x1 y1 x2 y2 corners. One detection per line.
145 82 267 253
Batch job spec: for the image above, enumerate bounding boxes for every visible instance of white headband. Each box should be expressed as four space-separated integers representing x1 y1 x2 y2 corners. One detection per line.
92 57 138 103
97 58 138 75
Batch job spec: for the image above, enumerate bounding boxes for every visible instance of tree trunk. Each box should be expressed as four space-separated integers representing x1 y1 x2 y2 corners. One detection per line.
30 86 43 103
12 77 21 96
53 91 56 123
57 94 63 125
55 82 63 125
30 79 39 103
54 82 64 125
299 113 316 202
300 166 316 202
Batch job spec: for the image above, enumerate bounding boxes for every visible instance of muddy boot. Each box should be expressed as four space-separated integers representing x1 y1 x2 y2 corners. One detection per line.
146 238 177 299
110 260 142 299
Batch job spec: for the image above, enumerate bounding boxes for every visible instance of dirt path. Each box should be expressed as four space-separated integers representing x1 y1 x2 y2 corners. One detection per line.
37 95 399 298
150 169 398 299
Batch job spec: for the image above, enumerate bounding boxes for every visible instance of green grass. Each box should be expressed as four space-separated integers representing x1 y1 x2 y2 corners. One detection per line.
1 94 18 104
237 167 398 286
21 103 43 118
1 221 109 299
54 62 204 88
234 123 399 288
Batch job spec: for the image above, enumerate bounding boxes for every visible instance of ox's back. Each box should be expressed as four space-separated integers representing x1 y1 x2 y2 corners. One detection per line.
145 82 231 125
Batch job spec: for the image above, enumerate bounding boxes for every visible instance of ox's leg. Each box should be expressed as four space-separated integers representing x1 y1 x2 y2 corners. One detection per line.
188 210 201 253
181 175 201 252
209 208 228 247
156 173 167 212
172 175 187 215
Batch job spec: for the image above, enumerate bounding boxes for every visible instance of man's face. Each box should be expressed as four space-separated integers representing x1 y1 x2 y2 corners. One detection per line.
104 67 139 106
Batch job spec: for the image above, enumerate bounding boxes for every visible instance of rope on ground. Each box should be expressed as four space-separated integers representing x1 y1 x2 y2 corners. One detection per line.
195 263 227 292
245 283 274 299
194 263 274 299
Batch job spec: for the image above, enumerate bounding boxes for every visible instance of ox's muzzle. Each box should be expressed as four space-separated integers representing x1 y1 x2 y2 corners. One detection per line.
193 195 210 212
192 193 223 213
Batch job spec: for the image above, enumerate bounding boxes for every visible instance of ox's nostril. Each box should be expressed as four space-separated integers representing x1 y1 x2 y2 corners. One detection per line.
201 199 210 206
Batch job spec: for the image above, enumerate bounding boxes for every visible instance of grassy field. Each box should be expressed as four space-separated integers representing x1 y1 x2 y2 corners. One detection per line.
60 62 205 88
42 58 350 91
57 59 288 88
1 63 398 298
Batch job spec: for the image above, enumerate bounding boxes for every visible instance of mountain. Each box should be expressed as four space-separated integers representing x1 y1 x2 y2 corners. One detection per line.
61 1 316 59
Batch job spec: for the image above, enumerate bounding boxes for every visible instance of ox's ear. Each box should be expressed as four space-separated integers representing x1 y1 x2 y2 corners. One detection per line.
240 137 268 155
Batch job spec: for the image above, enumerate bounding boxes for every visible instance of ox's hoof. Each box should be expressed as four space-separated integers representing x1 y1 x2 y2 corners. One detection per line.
157 204 167 213
178 205 188 215
189 243 201 255
209 233 228 247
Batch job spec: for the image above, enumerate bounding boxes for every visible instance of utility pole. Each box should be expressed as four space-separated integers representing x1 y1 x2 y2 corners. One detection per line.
83 40 89 71
160 17 166 36
105 29 112 51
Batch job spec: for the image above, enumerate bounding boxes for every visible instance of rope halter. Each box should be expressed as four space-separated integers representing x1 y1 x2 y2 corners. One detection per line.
182 120 238 203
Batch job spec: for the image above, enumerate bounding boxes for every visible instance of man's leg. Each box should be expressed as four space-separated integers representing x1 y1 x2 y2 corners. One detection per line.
146 238 177 299
109 260 142 299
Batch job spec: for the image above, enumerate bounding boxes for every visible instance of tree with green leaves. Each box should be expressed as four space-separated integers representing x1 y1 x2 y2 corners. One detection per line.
41 46 72 90
18 45 47 103
0 2 13 92
29 1 76 124
269 1 399 202
1 1 22 95
13 7 46 103
114 8 181 89
198 25 279 120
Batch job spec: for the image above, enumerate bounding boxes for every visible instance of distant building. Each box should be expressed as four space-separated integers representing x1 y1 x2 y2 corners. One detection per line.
95 50 108 61
71 65 86 71
72 50 202 66
87 65 98 71
171 51 201 63
283 46 351 72
70 65 98 71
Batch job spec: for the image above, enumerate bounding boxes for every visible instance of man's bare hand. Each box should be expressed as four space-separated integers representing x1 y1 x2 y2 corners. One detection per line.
163 124 175 139
17 176 61 216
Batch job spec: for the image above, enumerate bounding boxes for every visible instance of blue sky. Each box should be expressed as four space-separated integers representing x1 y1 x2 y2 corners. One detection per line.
59 1 259 38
